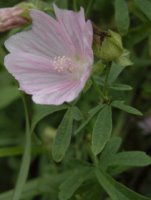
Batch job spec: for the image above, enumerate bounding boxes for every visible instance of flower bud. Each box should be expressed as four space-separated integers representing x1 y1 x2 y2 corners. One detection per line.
0 3 34 33
93 29 124 62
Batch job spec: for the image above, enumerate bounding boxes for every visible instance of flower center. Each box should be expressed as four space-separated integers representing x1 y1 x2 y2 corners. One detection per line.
52 56 74 73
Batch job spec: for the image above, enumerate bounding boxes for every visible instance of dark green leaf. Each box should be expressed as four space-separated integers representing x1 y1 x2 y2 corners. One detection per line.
112 101 142 116
72 106 84 121
95 167 151 200
100 136 121 159
31 104 67 132
106 151 151 167
110 83 133 91
92 105 112 155
115 0 130 35
100 137 122 170
75 104 104 134
52 107 74 162
134 0 151 21
59 168 92 200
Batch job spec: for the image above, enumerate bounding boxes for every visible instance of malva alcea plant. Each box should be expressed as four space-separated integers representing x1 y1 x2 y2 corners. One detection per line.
2 2 151 200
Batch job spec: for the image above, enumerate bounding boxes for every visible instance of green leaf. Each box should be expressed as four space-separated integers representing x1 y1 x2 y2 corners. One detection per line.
128 25 151 45
115 0 130 35
105 151 151 167
0 86 20 109
108 63 126 84
115 49 133 67
72 106 84 121
110 83 133 91
100 137 121 159
92 105 112 155
100 137 122 170
59 167 92 200
52 107 74 162
134 0 151 21
111 101 142 116
0 178 42 200
75 104 104 134
31 104 67 132
95 167 151 200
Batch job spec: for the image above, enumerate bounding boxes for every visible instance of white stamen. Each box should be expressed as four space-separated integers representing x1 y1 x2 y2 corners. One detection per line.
52 56 74 73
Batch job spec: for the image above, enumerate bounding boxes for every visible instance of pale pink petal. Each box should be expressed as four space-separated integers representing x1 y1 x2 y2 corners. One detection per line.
53 4 93 59
4 52 86 105
5 9 75 58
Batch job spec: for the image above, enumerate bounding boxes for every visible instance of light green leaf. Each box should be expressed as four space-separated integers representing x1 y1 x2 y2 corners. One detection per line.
31 104 67 132
105 151 151 167
0 86 20 109
115 0 130 35
112 101 142 116
110 83 133 91
95 167 151 200
92 105 112 155
59 168 92 200
75 104 104 135
52 107 74 162
134 0 151 21
115 49 133 67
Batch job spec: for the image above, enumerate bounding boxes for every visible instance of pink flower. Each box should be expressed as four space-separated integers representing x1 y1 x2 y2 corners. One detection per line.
0 7 28 32
4 5 93 105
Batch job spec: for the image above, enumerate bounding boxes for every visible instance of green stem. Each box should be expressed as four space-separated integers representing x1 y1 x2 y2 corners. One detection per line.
91 76 104 98
102 62 112 100
12 93 31 200
87 145 99 166
0 145 46 158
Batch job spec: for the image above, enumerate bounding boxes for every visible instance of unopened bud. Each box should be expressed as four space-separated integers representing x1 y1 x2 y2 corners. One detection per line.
93 28 124 62
0 7 25 32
